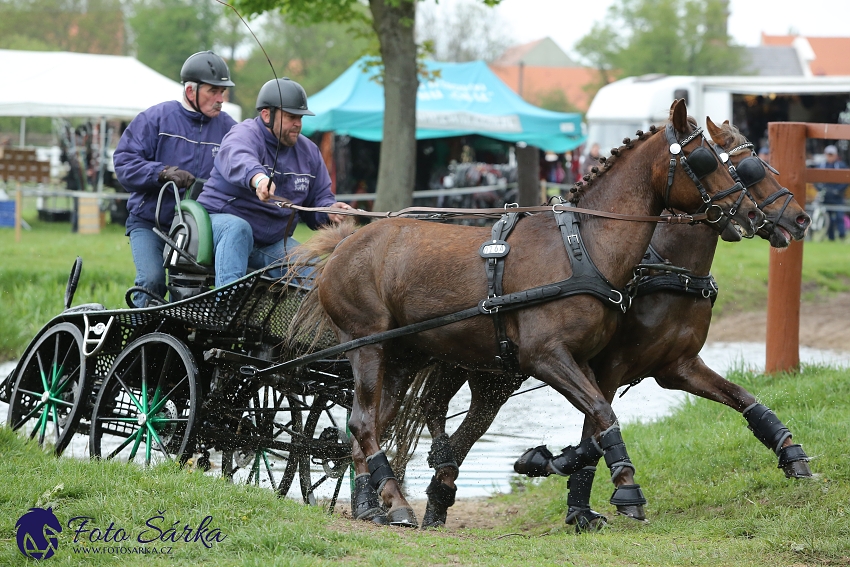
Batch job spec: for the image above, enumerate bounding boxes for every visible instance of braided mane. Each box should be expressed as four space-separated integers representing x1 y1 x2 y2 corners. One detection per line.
570 116 698 205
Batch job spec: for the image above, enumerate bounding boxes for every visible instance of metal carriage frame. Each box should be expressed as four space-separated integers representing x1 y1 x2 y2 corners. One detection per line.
2 261 355 508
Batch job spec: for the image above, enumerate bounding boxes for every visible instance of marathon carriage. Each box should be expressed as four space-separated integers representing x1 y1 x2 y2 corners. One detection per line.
2 187 355 509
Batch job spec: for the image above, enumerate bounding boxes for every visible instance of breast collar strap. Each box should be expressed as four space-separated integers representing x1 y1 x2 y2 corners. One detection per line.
632 244 719 304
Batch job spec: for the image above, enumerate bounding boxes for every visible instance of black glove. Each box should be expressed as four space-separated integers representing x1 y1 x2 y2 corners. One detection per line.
158 166 196 189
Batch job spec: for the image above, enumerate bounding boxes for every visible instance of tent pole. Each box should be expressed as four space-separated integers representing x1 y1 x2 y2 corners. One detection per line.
19 117 26 147
96 117 107 195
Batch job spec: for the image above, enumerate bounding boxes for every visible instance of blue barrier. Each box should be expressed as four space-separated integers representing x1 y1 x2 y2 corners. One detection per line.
0 200 15 228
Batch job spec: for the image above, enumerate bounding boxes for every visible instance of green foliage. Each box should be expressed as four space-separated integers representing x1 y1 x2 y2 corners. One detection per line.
229 11 371 117
0 0 126 55
128 0 225 81
534 88 582 114
575 0 746 78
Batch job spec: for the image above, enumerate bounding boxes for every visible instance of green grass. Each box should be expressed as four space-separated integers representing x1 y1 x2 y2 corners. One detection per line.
2 365 848 566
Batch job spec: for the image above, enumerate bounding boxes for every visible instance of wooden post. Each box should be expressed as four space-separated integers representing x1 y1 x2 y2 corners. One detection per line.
516 144 540 207
15 183 22 243
765 122 807 373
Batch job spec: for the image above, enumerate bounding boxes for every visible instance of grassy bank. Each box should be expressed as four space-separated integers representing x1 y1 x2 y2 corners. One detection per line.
2 197 849 360
2 365 848 566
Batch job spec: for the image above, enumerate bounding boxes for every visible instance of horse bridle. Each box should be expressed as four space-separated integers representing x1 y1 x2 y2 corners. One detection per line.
716 141 790 237
664 123 748 225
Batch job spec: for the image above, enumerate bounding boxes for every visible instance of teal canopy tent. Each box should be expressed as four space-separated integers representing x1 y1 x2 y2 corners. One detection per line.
301 58 586 153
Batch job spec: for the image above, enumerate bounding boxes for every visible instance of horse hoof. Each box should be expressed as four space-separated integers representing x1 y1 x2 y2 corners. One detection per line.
615 505 647 522
387 507 418 528
565 507 608 534
513 445 553 477
778 444 812 478
610 484 647 506
421 501 448 529
783 460 813 478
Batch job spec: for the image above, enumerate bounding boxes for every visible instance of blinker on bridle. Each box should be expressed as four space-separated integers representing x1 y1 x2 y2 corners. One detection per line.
719 141 790 236
664 123 747 225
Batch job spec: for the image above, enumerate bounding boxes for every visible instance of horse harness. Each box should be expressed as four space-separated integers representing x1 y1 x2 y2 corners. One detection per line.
632 245 718 305
720 141 792 233
479 206 630 374
665 124 750 227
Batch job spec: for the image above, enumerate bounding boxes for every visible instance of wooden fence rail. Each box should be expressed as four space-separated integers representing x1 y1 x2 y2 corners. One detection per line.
766 122 850 373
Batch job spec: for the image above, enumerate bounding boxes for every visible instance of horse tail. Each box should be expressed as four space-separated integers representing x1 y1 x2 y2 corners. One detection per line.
382 362 442 481
285 218 360 353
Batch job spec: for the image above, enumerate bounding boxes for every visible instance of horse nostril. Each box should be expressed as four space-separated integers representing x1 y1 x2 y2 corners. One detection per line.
748 211 756 220
797 214 810 227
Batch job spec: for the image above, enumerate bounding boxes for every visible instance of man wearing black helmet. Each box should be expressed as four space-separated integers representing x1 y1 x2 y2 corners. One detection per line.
114 51 237 307
197 77 351 287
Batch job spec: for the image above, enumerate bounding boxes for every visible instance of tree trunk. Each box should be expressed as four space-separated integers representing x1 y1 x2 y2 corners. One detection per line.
516 144 540 207
370 0 418 212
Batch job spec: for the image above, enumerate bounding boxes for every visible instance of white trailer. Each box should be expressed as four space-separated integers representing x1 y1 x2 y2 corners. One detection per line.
585 74 850 154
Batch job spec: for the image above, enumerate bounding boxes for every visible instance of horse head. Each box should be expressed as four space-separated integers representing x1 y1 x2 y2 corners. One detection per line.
706 118 811 247
660 99 765 235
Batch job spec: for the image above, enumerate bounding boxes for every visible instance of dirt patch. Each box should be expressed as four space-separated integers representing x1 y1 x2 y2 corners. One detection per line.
706 291 850 352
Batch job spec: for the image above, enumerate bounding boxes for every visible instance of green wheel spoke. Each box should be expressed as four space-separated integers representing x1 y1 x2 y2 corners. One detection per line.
140 345 150 413
28 408 48 439
12 399 46 430
106 428 144 460
113 372 145 414
36 351 49 392
145 426 152 464
147 423 170 459
263 452 276 486
128 426 145 462
148 375 188 415
50 404 61 443
52 363 81 396
37 407 49 444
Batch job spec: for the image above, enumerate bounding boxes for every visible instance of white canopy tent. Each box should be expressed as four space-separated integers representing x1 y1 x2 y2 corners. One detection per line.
0 49 242 194
0 49 242 120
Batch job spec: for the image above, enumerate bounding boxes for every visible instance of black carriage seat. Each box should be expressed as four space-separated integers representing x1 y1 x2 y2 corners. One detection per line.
160 181 216 302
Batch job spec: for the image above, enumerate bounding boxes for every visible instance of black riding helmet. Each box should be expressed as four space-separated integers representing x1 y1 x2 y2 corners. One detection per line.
180 51 235 87
256 78 315 116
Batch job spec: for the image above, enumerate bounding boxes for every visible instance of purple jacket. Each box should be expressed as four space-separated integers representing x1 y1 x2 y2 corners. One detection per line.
113 100 236 233
197 117 335 247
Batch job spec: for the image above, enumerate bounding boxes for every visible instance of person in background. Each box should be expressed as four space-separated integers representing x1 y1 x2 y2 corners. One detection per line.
196 77 352 287
113 51 237 306
816 145 848 242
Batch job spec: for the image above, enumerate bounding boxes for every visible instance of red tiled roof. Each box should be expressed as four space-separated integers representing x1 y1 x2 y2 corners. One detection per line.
761 33 850 75
491 39 544 66
489 65 600 112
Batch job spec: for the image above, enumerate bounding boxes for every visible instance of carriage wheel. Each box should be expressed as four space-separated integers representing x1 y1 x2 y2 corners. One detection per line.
285 393 352 507
221 384 313 502
223 388 351 507
89 333 198 466
7 323 88 455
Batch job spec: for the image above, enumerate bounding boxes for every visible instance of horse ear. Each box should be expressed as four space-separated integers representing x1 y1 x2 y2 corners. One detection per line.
705 116 725 145
671 99 688 132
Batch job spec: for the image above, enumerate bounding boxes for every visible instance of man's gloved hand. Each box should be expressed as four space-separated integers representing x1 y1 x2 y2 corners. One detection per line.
158 166 196 188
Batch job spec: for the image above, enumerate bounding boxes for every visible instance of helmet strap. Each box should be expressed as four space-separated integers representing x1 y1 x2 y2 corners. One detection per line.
262 107 276 130
185 82 203 115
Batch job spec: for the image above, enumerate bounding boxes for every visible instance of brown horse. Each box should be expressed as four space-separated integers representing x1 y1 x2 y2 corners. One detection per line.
292 99 761 527
414 118 812 531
